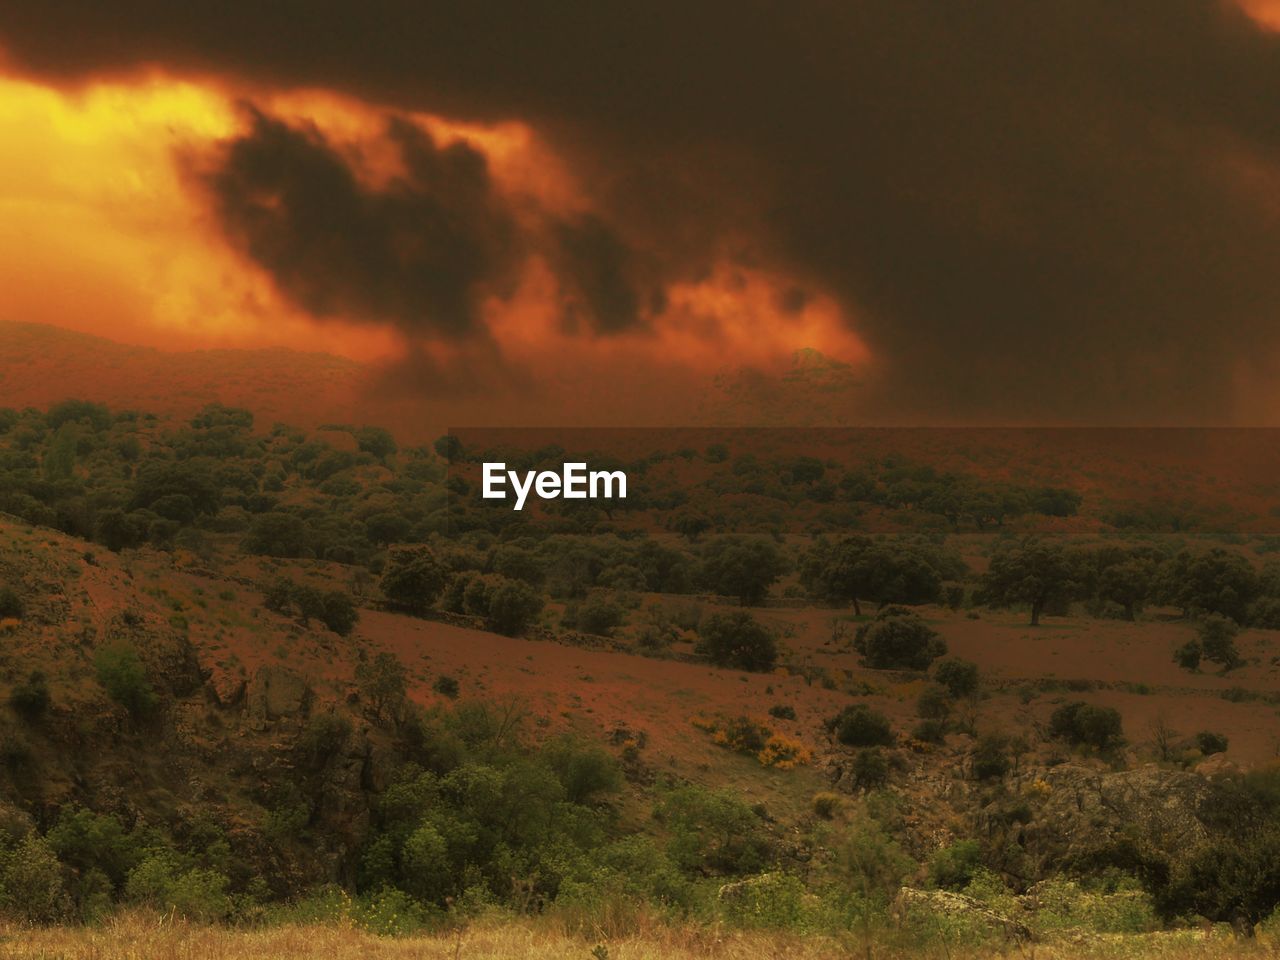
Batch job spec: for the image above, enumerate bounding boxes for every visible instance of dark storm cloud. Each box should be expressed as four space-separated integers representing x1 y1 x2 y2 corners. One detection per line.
202 108 518 338
199 108 658 338
6 1 1280 419
550 214 665 335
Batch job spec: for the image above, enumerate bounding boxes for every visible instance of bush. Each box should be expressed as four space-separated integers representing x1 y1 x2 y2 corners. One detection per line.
1196 730 1229 756
929 839 983 890
696 611 778 672
1049 702 1123 750
486 577 545 635
1197 614 1241 670
320 590 359 636
355 652 407 722
913 718 949 744
854 607 946 670
971 733 1011 780
432 675 460 699
852 747 890 789
827 704 894 747
567 595 627 636
125 855 232 922
917 684 952 719
934 658 980 698
812 792 842 819
380 546 449 615
543 736 623 803
0 833 65 922
94 643 157 718
0 586 23 619
1174 640 1202 671
768 704 797 721
659 784 770 876
9 671 50 722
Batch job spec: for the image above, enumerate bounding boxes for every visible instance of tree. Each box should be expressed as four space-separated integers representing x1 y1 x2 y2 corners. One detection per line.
827 704 894 747
94 644 157 719
1198 614 1241 670
981 537 1081 625
853 607 946 670
355 425 397 461
355 652 407 722
934 658 980 698
701 536 787 605
486 578 545 636
1049 701 1123 750
242 512 312 558
696 611 778 672
1157 549 1258 623
1098 557 1154 621
801 536 961 614
380 546 449 616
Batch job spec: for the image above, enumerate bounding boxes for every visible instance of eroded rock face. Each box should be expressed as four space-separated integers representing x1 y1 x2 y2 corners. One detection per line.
981 763 1214 880
246 665 312 726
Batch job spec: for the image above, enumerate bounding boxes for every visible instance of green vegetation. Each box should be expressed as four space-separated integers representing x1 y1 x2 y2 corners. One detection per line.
695 611 778 672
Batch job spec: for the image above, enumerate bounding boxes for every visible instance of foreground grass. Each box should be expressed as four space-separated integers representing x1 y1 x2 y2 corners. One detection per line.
2 915 1279 960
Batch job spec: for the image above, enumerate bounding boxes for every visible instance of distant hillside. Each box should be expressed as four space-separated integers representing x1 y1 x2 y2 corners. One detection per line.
0 321 379 431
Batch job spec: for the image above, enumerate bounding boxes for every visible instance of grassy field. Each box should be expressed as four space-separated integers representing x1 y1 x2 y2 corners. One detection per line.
1 916 1277 960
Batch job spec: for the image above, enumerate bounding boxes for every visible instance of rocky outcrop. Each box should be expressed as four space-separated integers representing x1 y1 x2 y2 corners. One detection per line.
979 763 1214 881
246 665 312 727
892 887 1032 942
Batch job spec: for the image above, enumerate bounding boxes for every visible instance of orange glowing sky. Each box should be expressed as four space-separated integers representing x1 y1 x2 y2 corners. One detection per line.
4 0 1280 426
0 68 869 388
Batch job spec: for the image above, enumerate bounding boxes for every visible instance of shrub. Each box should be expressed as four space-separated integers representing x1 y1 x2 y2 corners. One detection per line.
486 577 545 635
1196 730 1229 756
380 546 449 615
971 733 1011 780
934 658 980 698
929 839 983 890
125 855 232 922
1197 614 1241 670
1174 640 1202 671
432 675 460 698
852 747 890 789
569 595 628 636
1049 701 1123 750
543 736 623 803
659 784 770 876
9 671 50 722
696 611 778 672
827 704 894 747
355 652 407 722
0 833 65 922
913 718 949 744
854 607 946 670
0 586 23 619
94 643 157 718
917 683 952 719
812 792 842 819
768 704 797 721
320 590 359 636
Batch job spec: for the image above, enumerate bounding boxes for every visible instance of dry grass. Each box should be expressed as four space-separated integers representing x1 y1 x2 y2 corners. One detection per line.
1 915 1278 960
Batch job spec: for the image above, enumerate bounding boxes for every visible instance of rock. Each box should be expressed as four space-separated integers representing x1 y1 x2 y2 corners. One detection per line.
987 763 1213 880
246 665 312 725
892 887 1032 942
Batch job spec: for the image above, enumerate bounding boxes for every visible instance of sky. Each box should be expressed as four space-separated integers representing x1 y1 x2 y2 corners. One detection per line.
1 1 1279 425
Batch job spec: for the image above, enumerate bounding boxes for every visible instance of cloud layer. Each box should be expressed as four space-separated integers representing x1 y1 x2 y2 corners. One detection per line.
4 1 1280 420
